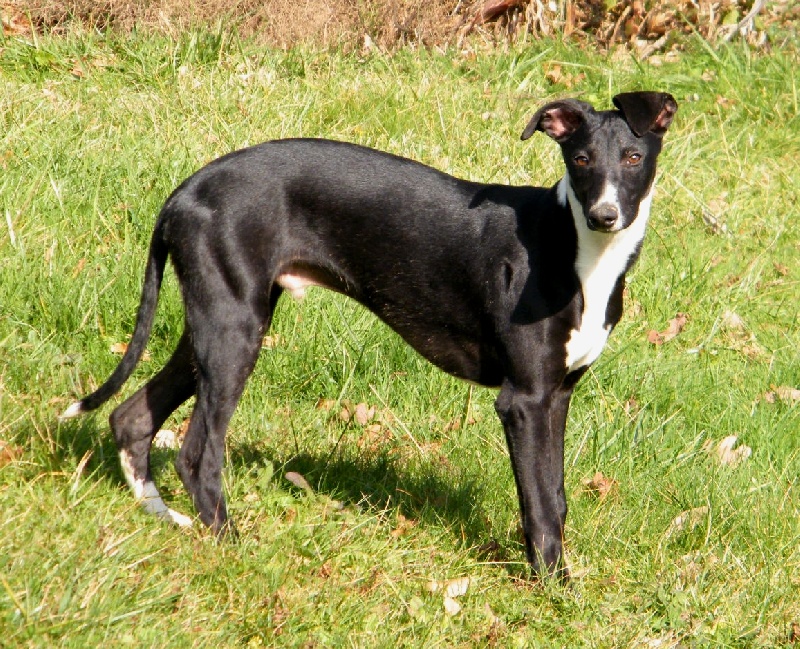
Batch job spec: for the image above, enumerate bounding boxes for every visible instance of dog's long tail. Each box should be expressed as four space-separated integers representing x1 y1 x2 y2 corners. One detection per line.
60 218 169 420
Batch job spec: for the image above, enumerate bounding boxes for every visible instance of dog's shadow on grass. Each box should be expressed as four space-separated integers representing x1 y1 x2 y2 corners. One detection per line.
54 417 526 577
225 440 525 573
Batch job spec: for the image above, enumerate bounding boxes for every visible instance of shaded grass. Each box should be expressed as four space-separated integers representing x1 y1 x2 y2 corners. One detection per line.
0 28 798 647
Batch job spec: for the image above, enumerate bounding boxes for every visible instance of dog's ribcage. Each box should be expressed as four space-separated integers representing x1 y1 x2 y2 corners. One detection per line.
559 177 653 373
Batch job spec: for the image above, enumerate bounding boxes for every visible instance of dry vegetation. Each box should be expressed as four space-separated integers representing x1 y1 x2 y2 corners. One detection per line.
3 0 797 52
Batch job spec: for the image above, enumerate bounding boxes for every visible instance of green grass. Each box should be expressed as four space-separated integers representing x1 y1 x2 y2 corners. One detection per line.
1 27 798 647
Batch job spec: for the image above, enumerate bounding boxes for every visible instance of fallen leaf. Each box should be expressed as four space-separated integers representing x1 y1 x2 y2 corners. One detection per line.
315 398 336 411
624 396 640 417
716 95 734 108
1 12 31 35
285 471 313 493
407 595 426 619
354 402 376 426
483 602 504 628
545 63 564 84
443 596 461 616
153 429 178 449
426 576 470 598
478 0 524 24
391 513 417 538
789 621 800 643
110 341 151 361
261 334 282 349
0 440 24 467
71 257 86 278
720 309 745 331
582 471 618 499
647 313 688 345
703 435 752 467
772 385 800 403
701 210 728 234
665 505 709 538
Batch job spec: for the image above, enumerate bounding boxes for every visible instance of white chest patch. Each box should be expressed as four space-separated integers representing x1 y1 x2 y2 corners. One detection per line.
558 176 653 374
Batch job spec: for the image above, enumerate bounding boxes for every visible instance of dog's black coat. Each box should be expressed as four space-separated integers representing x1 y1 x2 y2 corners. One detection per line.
66 92 677 578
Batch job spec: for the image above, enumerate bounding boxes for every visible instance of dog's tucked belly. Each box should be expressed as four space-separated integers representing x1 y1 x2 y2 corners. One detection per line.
276 271 502 386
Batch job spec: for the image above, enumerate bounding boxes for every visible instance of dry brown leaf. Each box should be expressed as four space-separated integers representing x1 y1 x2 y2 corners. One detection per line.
703 435 752 467
582 471 618 499
0 440 24 467
774 262 789 276
771 385 800 403
624 396 640 417
261 334 282 349
442 417 461 432
443 596 461 616
426 576 470 598
720 309 745 331
354 402 376 426
665 505 709 538
285 471 312 493
545 63 564 84
1 11 31 35
391 513 417 538
153 429 178 449
484 602 504 628
647 313 688 345
110 341 150 361
789 621 800 644
543 63 586 88
71 257 86 278
477 0 524 24
316 398 336 411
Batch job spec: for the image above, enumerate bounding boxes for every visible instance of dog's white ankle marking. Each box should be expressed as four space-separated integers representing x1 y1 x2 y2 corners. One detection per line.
119 450 193 528
59 401 85 420
277 273 321 300
562 176 653 373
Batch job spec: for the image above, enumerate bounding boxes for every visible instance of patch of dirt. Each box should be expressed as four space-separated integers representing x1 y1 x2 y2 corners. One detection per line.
3 0 797 51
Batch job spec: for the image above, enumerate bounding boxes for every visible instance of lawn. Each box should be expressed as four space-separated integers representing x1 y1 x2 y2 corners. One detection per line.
0 27 798 647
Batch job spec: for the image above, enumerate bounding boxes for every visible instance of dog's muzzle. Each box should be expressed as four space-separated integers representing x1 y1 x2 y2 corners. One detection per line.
586 204 619 232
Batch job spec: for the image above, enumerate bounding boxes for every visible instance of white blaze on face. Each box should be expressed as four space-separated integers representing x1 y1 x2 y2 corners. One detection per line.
119 450 193 527
594 181 622 227
560 175 653 373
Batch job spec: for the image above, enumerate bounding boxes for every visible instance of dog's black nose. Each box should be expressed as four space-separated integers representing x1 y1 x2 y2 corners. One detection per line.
588 205 619 230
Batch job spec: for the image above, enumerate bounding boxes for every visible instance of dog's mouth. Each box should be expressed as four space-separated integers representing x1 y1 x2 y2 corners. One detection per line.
585 218 620 233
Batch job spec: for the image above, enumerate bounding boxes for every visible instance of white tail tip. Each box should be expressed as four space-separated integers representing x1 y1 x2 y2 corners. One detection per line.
59 401 86 421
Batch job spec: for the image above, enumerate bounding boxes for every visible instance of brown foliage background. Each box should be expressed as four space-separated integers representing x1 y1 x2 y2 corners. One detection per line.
2 0 797 50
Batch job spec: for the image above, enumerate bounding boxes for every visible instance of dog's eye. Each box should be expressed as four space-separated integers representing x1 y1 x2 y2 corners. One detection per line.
573 155 590 167
625 152 642 166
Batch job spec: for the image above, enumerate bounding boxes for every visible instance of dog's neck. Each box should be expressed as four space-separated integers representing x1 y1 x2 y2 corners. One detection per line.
557 175 653 372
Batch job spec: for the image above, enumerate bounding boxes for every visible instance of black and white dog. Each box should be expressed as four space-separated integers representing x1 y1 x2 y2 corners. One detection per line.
63 91 677 578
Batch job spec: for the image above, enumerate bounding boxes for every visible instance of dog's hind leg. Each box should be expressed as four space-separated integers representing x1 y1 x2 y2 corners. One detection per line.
110 330 197 526
175 285 280 533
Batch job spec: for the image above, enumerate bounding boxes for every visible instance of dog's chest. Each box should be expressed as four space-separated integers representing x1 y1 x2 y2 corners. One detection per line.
564 223 643 374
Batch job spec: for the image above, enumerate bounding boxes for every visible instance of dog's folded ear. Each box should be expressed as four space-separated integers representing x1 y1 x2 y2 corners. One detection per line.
521 99 591 142
612 91 678 137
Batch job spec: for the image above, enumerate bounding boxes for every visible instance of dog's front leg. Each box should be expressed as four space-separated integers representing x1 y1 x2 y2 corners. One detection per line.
495 381 574 579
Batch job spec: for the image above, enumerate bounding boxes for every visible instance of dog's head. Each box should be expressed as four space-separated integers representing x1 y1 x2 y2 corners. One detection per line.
522 92 678 233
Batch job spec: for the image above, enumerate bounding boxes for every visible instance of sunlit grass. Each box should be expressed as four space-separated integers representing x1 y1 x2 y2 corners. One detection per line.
0 28 798 647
